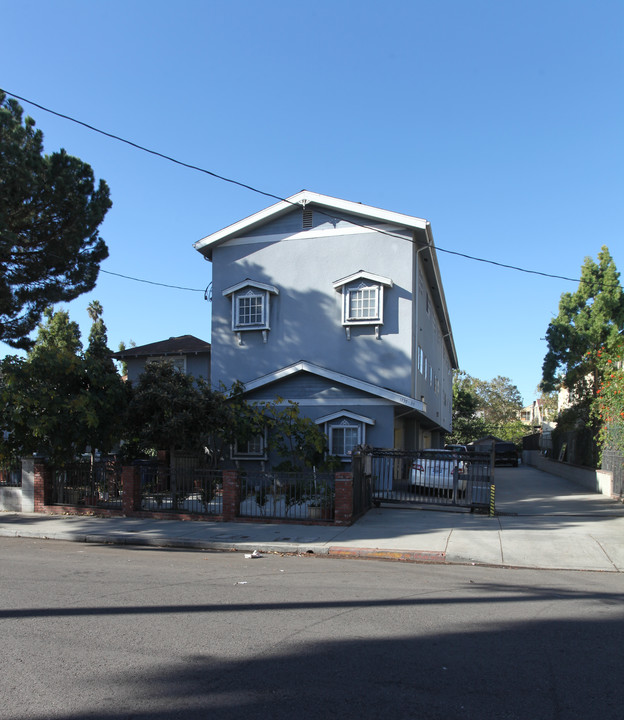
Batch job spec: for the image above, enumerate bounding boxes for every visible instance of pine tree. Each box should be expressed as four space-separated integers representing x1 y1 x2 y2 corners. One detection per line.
0 91 111 348
83 301 128 460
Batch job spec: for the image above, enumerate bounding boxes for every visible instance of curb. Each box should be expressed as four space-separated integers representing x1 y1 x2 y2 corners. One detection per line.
328 547 446 563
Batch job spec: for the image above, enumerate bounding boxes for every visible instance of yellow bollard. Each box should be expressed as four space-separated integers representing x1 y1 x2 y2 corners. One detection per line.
489 484 496 516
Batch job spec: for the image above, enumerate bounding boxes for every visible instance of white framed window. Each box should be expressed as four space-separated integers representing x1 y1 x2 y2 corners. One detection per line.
232 431 267 460
315 410 375 461
330 422 360 457
333 271 393 340
236 290 265 327
347 284 380 321
223 280 279 344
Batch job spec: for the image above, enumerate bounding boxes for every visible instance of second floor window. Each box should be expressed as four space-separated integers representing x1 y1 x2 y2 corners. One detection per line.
347 285 379 321
333 270 393 339
237 292 264 327
223 280 279 343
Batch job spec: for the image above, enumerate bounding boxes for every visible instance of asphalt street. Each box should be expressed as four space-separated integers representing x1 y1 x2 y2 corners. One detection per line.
1 538 623 720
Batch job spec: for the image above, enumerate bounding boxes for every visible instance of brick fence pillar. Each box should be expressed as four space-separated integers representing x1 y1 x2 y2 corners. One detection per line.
33 458 53 512
122 465 141 515
334 472 353 525
221 470 240 521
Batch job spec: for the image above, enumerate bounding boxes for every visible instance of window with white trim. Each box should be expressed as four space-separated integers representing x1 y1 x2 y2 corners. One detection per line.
316 410 375 461
232 431 267 459
236 290 265 328
222 280 279 344
347 283 380 321
332 271 393 340
329 420 361 457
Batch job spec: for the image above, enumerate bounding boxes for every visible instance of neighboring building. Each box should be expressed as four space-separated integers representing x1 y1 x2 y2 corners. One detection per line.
112 335 211 384
194 191 458 466
520 399 549 428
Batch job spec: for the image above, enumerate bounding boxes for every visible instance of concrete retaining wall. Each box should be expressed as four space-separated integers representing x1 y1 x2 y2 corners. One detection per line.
523 450 615 497
0 458 35 513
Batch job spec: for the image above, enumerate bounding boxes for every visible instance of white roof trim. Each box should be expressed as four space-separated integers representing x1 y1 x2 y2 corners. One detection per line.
332 270 393 290
314 410 376 425
241 361 425 411
194 190 429 255
222 280 279 297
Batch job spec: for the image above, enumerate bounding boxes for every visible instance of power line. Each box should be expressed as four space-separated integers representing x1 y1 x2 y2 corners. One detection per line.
2 88 620 289
99 269 203 292
1 88 283 204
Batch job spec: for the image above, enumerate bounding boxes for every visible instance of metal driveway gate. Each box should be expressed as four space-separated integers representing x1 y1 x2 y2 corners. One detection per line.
354 448 493 511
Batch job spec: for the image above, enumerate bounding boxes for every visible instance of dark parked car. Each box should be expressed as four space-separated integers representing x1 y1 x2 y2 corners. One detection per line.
494 442 519 467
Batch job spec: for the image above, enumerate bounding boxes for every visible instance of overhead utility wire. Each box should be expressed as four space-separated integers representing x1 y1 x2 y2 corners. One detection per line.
99 269 203 292
3 88 617 289
1 89 284 204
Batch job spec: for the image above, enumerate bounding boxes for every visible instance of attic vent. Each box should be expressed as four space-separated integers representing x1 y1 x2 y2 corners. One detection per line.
302 209 313 229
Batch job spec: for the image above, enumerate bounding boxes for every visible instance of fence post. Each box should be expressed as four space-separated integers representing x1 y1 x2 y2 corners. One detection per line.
334 472 353 525
221 469 240 521
122 465 141 515
32 458 53 511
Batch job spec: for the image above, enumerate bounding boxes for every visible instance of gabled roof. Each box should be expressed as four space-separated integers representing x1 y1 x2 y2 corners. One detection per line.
332 270 393 290
240 360 425 412
112 335 211 359
222 279 279 297
193 190 429 260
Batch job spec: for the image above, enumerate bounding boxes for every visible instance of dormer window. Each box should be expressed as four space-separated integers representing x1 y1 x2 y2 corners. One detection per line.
236 290 265 327
347 283 380 321
315 410 375 461
333 271 393 340
223 280 279 344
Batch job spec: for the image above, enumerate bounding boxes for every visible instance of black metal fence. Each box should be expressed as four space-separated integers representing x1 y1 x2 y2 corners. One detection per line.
602 449 623 499
354 448 493 511
53 459 122 508
239 471 335 521
0 460 21 487
136 463 223 515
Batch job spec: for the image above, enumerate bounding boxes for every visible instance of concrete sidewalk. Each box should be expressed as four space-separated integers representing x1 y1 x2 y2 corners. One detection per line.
1 465 623 571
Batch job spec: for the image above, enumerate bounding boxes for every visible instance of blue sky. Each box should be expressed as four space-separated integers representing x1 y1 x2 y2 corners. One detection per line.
2 0 622 405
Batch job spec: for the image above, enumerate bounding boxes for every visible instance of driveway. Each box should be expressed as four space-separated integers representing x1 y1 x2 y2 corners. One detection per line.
492 462 624 516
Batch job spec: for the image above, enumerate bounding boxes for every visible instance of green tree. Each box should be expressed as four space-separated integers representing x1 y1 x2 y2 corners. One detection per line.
448 371 523 445
0 308 87 465
82 301 128 461
447 370 488 445
0 91 111 348
473 375 523 428
259 399 329 470
590 342 624 458
125 361 206 460
0 305 126 466
541 246 624 402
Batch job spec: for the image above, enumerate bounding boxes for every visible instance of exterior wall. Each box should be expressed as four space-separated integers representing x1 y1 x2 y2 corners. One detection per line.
208 204 454 440
0 486 22 512
523 450 616 497
243 377 396 466
211 211 416 398
125 354 210 384
414 255 453 432
0 458 34 512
